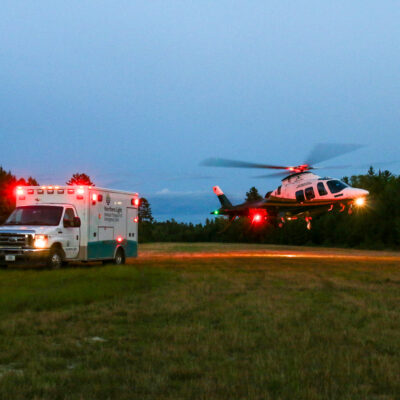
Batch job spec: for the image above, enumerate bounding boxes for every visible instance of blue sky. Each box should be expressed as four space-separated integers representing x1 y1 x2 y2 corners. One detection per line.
1 1 400 221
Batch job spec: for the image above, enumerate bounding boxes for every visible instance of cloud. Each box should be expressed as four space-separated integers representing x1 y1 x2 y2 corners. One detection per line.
155 188 208 196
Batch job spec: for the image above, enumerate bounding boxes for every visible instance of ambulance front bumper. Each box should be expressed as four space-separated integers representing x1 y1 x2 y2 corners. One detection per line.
0 248 50 265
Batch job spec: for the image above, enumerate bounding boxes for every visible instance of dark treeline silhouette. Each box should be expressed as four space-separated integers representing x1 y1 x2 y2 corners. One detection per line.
0 170 92 223
0 167 39 224
1 166 399 249
139 167 400 249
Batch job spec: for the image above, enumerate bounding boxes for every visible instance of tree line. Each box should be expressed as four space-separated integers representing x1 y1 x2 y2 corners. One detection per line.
0 170 93 223
139 167 400 249
1 166 399 249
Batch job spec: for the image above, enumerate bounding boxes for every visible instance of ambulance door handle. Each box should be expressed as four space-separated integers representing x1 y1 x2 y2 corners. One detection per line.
58 230 63 234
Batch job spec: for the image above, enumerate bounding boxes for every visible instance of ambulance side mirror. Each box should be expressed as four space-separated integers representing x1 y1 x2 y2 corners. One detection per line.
63 219 73 228
73 217 81 228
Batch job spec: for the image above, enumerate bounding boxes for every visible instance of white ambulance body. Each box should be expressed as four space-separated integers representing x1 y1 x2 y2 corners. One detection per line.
0 186 139 268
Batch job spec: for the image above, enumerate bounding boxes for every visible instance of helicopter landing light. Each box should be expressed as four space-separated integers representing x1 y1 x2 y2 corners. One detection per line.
355 197 366 207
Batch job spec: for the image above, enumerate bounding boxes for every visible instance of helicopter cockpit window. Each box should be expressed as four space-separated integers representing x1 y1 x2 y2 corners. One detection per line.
305 187 315 200
295 190 305 203
327 180 348 194
277 186 281 195
317 182 328 196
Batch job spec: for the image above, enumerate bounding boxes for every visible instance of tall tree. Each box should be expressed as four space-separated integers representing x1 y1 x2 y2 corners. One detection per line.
245 186 263 202
66 173 94 186
0 167 39 223
138 197 154 243
138 197 154 223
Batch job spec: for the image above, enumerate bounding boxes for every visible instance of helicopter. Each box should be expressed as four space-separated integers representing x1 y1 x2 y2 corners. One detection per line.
202 144 369 230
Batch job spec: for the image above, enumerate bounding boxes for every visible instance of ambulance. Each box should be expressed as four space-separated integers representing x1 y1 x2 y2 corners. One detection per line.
0 185 139 268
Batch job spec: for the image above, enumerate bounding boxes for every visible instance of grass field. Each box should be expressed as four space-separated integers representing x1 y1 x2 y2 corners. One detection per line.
0 243 399 399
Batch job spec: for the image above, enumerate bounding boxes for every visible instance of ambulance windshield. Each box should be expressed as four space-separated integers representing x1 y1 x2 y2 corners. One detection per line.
4 206 63 226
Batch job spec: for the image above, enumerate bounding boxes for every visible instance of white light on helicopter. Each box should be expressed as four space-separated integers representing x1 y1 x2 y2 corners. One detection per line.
355 197 366 207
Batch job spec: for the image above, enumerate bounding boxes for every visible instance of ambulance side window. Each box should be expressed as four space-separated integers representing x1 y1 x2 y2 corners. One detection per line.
64 208 75 223
295 190 305 202
317 182 328 196
305 187 315 200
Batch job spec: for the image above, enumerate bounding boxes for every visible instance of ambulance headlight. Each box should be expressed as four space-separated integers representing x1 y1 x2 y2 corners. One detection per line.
34 235 48 249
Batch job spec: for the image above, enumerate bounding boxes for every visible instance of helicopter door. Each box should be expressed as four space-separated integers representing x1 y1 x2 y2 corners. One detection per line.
295 190 305 203
305 187 315 201
317 182 328 197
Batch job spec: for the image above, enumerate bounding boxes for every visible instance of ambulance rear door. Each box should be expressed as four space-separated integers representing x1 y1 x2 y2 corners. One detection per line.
126 207 138 257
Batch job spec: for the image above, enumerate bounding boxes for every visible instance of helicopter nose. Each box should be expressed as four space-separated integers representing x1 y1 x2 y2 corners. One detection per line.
346 187 369 197
349 188 369 207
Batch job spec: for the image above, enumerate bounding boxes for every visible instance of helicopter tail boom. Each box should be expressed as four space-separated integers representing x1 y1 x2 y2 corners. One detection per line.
213 186 233 208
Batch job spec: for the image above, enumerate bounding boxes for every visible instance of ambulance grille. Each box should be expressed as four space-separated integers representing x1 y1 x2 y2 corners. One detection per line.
0 233 33 248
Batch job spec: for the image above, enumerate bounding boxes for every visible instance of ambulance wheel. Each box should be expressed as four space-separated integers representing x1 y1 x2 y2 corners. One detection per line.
47 247 63 269
113 248 125 265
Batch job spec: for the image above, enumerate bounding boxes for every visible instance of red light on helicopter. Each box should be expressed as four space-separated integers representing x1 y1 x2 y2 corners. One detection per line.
249 209 267 224
252 214 262 223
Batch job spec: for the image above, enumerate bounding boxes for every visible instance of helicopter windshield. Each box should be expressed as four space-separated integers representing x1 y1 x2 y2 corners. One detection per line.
327 180 348 194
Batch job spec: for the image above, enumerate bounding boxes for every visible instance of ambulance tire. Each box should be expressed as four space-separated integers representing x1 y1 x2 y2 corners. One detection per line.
113 248 125 265
47 246 64 269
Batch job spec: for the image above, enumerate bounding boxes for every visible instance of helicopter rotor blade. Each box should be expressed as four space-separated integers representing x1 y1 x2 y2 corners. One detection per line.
305 143 365 167
253 171 293 178
313 160 400 171
201 157 290 170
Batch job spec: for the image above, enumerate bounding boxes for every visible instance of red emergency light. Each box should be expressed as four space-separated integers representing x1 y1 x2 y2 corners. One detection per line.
252 214 262 223
249 209 267 225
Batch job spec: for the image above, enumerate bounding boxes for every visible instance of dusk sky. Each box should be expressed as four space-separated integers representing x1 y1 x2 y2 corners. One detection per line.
1 1 400 221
